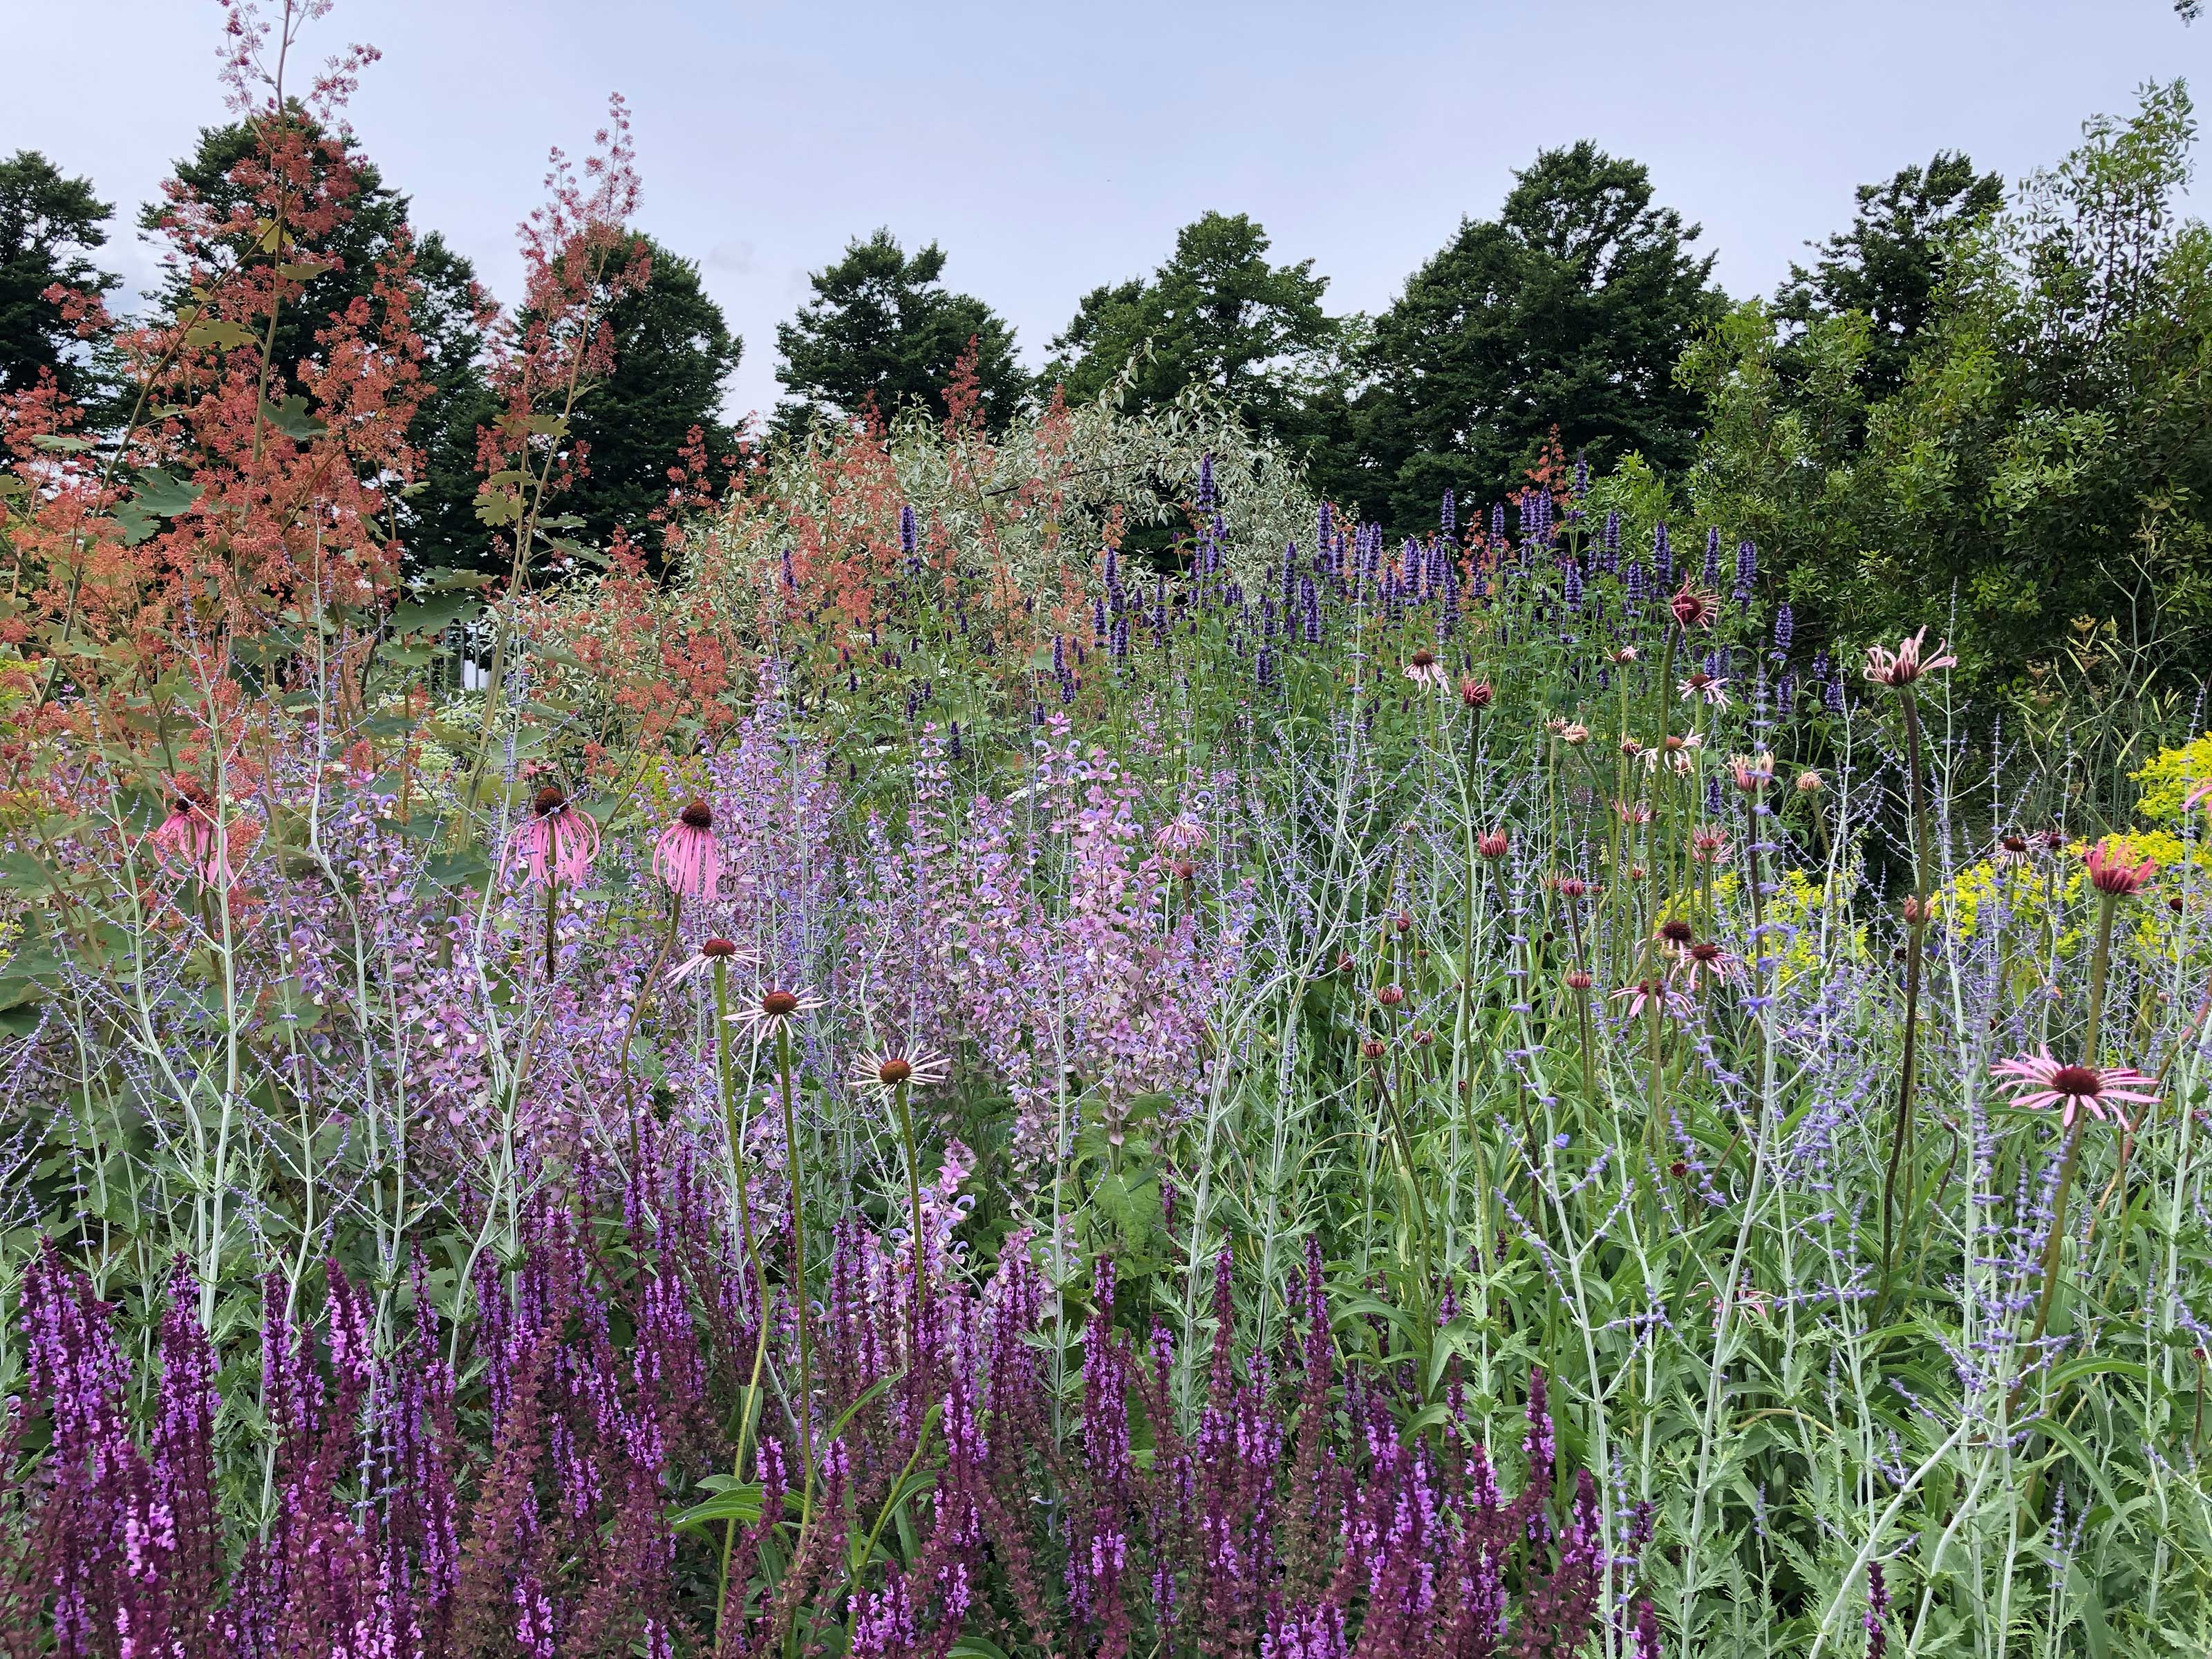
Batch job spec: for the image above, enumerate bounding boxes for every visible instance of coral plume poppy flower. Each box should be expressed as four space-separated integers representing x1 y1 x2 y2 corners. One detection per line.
1989 1049 2159 1131
507 785 599 886
2083 838 2157 897
1403 649 1446 688
652 799 720 900
1862 628 1958 688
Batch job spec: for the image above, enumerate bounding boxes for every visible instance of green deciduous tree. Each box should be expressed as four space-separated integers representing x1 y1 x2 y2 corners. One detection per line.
775 229 1022 433
1044 211 1337 448
556 233 742 561
1684 82 2212 689
0 150 118 400
1356 142 1723 529
1774 151 2005 400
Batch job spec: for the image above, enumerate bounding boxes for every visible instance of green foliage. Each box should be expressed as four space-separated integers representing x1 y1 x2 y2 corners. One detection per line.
557 233 742 564
1682 82 2212 690
0 149 118 401
774 228 1024 433
1044 211 1338 457
1351 141 1723 526
1774 149 2004 400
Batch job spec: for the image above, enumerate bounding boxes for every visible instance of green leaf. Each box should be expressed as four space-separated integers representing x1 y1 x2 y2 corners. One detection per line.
259 395 326 441
0 475 30 498
474 487 521 527
422 849 490 890
30 434 93 453
184 317 259 351
390 595 483 637
276 261 328 281
131 468 202 518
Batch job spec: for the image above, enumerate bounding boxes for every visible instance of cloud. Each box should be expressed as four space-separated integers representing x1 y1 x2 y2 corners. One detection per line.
707 240 756 274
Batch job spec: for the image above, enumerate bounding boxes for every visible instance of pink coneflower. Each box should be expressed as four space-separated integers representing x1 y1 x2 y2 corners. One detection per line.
1669 581 1719 630
652 799 720 900
1989 1049 2159 1131
1729 751 1774 794
2186 778 2212 814
1613 798 1652 826
1862 627 1957 688
1611 980 1675 1020
2084 838 2157 897
1403 649 1446 688
1656 917 1696 952
507 785 599 886
668 936 756 986
1154 814 1208 856
1993 834 2032 869
1674 939 1741 988
1690 827 1732 865
1559 722 1591 745
1609 646 1640 665
728 983 826 1045
1677 671 1731 707
151 778 236 883
849 1044 952 1099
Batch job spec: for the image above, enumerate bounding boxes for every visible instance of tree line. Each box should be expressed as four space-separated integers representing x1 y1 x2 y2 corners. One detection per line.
6 75 2209 686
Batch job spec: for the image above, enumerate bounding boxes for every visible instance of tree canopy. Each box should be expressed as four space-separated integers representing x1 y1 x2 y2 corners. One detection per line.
774 229 1023 433
1774 150 2004 398
0 150 118 400
555 233 743 561
1352 141 1723 527
1043 210 1336 448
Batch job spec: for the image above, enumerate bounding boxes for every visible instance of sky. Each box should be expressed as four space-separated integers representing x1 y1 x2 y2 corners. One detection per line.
6 0 2206 422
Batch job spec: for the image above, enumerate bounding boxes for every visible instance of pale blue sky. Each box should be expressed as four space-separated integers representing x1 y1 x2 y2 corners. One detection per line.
6 1 2204 420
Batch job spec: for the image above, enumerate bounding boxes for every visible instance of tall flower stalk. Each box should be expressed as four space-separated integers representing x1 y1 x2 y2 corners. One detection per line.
1866 629 1954 1314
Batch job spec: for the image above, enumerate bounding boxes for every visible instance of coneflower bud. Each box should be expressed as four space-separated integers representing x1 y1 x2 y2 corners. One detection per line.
1378 984 1406 1007
1902 897 1933 926
1477 832 1510 859
1669 1159 1688 1179
1360 1038 1387 1061
1410 1028 1434 1047
1566 969 1593 991
1171 859 1196 881
1394 912 1412 933
1796 770 1825 794
1556 877 1588 899
1460 677 1493 709
1336 953 1356 975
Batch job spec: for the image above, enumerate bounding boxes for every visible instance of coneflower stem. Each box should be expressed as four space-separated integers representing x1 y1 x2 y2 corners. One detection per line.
777 1023 816 1524
544 868 559 982
2013 889 2119 1411
711 958 772 1638
1877 684 1933 1320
